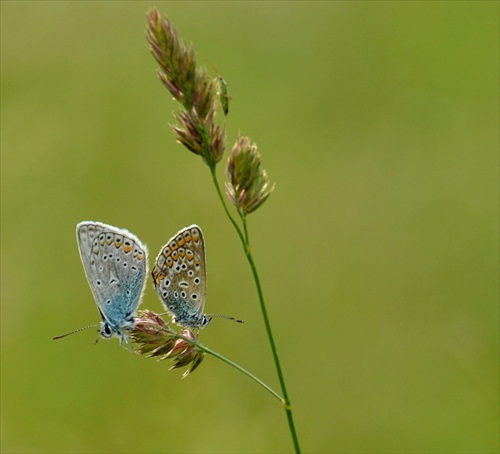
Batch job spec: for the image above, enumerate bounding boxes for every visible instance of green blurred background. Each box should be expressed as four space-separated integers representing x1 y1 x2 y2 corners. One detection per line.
1 1 498 453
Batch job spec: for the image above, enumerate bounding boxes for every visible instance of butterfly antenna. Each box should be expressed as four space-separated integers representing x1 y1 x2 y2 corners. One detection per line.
53 324 100 340
207 314 244 324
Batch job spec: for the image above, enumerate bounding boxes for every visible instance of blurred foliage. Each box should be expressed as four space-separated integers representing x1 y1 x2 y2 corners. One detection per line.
1 1 498 453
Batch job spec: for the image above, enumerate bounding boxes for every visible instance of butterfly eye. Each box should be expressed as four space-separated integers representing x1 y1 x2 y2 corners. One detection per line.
101 323 113 338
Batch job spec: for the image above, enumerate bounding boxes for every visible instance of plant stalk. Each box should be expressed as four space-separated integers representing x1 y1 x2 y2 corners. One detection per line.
210 168 301 453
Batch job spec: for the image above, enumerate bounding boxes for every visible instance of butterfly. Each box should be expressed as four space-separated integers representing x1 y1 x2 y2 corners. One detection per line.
54 221 148 344
152 225 242 329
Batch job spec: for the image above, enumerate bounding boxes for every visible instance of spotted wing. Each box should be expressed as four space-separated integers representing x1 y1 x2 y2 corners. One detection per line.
152 225 207 327
76 221 148 332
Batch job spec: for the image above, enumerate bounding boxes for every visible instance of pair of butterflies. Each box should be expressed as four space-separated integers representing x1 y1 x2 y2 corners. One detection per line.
69 221 222 343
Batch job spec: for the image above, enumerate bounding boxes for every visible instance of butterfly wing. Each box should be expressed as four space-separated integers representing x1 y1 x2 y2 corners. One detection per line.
152 225 207 328
76 221 148 336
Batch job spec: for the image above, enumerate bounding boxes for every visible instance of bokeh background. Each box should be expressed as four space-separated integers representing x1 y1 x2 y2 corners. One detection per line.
1 2 498 453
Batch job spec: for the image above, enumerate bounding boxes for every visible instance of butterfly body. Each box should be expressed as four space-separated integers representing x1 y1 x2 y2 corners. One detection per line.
76 221 148 341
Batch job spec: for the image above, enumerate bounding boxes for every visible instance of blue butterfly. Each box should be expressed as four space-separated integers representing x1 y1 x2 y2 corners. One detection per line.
55 221 148 344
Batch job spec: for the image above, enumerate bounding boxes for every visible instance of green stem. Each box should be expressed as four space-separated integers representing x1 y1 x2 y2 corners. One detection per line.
209 167 246 246
190 109 300 452
210 169 301 453
240 225 300 453
182 335 283 401
241 211 250 245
